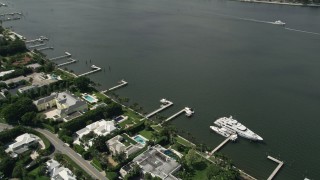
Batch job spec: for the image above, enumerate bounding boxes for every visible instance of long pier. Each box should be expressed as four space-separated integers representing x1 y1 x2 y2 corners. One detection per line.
49 52 71 61
161 107 194 125
28 43 46 49
78 65 102 77
37 47 54 51
267 156 284 180
208 136 233 157
146 99 173 118
57 58 77 67
102 80 128 93
26 36 48 44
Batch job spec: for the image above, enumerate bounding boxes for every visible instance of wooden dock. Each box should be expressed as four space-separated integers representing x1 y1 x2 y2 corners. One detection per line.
101 80 128 93
37 47 54 51
57 58 77 67
50 52 71 61
146 101 173 118
267 156 284 180
161 109 185 125
78 65 101 77
208 136 233 157
28 43 46 49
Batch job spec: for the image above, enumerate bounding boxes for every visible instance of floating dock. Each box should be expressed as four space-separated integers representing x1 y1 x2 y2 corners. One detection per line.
146 99 173 118
161 107 194 125
267 156 284 180
49 52 71 61
57 58 77 67
101 80 128 93
78 65 102 77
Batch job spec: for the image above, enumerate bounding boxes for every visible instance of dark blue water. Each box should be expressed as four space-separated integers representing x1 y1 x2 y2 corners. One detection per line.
2 0 320 179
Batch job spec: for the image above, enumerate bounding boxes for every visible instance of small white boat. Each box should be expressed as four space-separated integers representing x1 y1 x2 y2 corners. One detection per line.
273 20 286 26
184 107 194 117
210 126 231 138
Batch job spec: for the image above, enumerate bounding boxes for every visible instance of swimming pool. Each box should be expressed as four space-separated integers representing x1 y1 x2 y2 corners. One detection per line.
133 135 147 145
82 94 98 103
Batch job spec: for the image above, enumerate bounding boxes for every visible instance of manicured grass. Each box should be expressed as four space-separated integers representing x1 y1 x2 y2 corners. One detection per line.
151 125 163 132
28 166 50 180
139 129 153 140
94 92 109 102
175 136 195 147
124 109 143 122
121 133 137 145
118 118 134 129
91 158 103 172
192 161 210 180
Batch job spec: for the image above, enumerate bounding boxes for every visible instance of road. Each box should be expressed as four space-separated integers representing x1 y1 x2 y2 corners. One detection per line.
0 123 107 179
35 128 107 180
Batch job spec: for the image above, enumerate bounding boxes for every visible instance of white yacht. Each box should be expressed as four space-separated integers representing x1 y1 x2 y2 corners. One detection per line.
210 126 238 141
214 116 263 141
273 20 286 26
184 107 194 117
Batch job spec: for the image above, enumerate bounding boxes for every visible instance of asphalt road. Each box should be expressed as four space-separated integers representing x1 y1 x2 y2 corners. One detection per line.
35 128 107 180
0 123 107 179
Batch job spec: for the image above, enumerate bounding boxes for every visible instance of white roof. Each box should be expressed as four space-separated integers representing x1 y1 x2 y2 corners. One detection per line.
76 119 116 138
46 159 76 180
8 133 39 151
0 70 15 77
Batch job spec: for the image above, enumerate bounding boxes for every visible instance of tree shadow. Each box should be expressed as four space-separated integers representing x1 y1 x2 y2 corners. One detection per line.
194 161 208 171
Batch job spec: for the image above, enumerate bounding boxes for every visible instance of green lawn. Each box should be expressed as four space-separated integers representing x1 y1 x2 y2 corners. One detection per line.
151 125 163 132
121 133 137 145
124 109 143 122
91 158 103 172
118 118 134 129
175 136 195 148
94 92 109 102
28 166 50 180
192 161 210 180
139 129 153 140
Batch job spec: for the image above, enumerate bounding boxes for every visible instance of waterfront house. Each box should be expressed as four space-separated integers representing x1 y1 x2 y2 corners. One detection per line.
33 91 88 119
107 135 144 159
120 145 181 180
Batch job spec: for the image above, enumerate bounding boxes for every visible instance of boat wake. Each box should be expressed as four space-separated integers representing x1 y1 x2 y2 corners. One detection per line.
285 27 320 36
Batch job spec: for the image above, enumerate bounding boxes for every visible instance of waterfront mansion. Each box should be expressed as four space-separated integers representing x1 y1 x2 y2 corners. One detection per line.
33 91 88 120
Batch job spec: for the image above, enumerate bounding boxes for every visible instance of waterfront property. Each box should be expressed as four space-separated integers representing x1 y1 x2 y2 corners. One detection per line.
113 115 128 123
107 134 144 158
120 145 181 180
5 133 40 157
46 159 76 180
33 91 88 120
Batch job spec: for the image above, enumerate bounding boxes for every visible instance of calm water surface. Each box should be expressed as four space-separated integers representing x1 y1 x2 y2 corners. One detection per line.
2 0 320 179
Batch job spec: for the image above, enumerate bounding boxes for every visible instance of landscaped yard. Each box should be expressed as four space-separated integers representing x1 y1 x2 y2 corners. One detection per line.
28 166 50 180
118 118 134 129
121 133 137 145
175 136 195 147
139 129 153 140
151 124 163 132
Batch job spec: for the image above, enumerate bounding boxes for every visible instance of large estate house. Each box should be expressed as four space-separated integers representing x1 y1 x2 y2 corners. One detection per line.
33 91 88 119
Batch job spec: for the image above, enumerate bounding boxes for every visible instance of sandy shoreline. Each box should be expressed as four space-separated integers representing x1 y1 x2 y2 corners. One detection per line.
238 0 320 7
